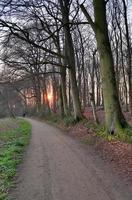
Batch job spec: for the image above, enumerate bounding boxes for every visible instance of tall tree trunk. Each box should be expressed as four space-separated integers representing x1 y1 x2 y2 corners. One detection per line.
60 45 69 116
59 84 64 117
59 0 83 121
81 0 127 133
32 75 41 113
122 0 132 114
61 66 69 116
56 33 69 116
52 73 58 113
116 14 128 111
78 26 86 108
42 78 51 114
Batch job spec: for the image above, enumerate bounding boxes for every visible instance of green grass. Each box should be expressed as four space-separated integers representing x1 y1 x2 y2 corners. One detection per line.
63 116 77 126
79 119 132 144
0 118 31 200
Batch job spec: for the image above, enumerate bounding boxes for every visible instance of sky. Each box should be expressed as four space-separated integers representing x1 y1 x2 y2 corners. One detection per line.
128 0 132 20
0 1 132 72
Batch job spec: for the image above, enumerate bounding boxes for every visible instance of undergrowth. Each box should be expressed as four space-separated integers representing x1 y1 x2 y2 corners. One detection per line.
44 113 132 143
43 113 76 127
0 118 31 200
84 121 132 143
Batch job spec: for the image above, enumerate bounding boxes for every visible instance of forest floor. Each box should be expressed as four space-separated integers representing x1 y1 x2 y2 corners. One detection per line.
46 108 132 183
46 107 132 184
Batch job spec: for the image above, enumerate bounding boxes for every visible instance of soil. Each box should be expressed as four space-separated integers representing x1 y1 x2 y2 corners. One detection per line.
66 107 132 183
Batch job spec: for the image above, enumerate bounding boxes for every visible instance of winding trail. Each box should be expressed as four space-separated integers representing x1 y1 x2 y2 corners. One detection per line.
9 118 132 200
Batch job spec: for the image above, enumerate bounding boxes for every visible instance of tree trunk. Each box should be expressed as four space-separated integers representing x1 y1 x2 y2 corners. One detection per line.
61 66 69 116
122 0 132 114
32 75 41 113
59 84 64 117
81 0 127 133
59 0 83 121
60 44 69 116
90 93 99 124
56 36 69 116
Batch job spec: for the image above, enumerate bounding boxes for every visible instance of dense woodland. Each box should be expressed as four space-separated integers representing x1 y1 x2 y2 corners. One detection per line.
0 0 132 134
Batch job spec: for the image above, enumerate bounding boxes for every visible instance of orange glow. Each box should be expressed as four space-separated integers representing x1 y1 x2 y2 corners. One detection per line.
47 93 53 101
47 83 54 107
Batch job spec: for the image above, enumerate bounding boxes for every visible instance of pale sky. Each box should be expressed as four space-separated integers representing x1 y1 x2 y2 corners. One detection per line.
128 0 132 20
0 1 132 72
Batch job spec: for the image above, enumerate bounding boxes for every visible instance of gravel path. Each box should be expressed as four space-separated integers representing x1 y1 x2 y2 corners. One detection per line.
9 118 132 200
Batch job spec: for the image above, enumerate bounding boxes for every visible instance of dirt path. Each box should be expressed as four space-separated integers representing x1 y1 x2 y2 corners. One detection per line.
9 118 132 200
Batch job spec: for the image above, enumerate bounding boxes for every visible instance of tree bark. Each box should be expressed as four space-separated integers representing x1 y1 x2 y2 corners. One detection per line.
81 0 127 133
59 0 83 121
122 0 132 114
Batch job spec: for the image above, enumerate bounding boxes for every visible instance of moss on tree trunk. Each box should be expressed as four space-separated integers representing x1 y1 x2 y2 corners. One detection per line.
93 0 127 133
80 0 127 133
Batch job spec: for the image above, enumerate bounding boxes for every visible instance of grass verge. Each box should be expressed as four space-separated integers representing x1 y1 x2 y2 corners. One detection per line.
0 118 31 200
